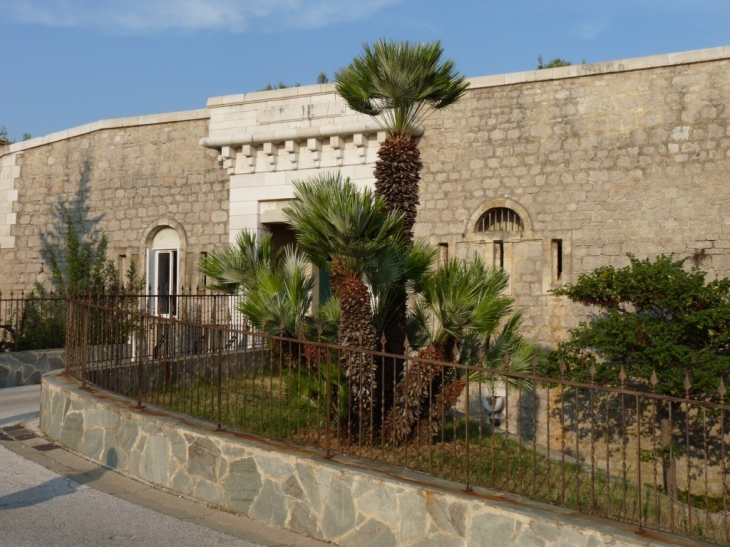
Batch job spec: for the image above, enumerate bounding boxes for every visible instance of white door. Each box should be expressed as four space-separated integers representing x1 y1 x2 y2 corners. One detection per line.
151 249 178 316
147 228 181 316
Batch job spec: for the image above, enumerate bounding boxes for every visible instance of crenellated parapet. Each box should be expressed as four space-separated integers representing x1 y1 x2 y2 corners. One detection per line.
202 124 396 175
201 85 424 177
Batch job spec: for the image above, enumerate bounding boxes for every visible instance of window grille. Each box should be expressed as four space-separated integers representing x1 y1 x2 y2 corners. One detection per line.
475 207 524 233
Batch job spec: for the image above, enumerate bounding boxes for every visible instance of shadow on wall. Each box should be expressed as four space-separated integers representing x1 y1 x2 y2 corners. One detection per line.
38 155 107 292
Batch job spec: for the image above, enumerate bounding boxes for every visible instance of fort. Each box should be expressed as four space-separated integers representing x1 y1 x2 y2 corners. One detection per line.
3 45 730 346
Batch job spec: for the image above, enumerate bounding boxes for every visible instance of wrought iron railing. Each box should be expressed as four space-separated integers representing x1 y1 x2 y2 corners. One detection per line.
0 291 66 351
64 296 730 545
0 290 247 353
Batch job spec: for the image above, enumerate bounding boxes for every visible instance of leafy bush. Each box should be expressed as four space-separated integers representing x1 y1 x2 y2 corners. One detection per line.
546 254 730 399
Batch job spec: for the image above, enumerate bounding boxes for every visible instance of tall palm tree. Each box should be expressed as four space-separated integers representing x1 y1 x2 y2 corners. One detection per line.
335 39 469 239
384 256 534 443
283 172 405 436
335 39 469 357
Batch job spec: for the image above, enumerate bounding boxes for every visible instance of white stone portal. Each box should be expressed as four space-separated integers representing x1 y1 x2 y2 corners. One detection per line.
201 85 422 244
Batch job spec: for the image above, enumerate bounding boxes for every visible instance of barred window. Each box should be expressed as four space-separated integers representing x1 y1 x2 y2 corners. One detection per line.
475 207 524 233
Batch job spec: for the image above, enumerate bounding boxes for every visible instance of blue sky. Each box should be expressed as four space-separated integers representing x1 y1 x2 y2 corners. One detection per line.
2 0 730 140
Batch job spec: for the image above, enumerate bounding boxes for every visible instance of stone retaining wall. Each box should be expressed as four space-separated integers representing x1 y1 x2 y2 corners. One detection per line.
0 348 64 388
40 371 693 547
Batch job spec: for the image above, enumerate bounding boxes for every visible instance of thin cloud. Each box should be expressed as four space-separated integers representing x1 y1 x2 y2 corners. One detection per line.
278 0 402 30
0 0 402 32
574 22 605 39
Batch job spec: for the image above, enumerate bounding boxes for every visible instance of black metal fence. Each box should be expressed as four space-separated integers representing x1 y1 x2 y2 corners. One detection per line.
0 291 66 351
0 290 247 353
64 296 730 546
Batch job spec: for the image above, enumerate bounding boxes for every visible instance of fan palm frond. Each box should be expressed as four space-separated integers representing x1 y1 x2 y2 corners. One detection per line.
414 255 512 347
283 172 405 276
238 246 314 338
335 40 470 136
199 230 278 294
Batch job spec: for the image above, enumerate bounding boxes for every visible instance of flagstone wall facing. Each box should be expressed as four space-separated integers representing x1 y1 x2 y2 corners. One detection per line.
40 370 687 547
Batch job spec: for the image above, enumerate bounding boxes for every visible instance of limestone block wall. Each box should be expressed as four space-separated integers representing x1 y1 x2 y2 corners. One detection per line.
40 371 685 547
415 47 730 345
0 111 229 293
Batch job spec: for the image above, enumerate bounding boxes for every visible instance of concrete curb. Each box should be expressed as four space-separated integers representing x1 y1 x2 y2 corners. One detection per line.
1 417 327 547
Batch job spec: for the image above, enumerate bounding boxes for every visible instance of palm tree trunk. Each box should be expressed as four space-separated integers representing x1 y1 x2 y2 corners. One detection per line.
331 259 379 439
415 376 465 443
377 283 407 427
374 133 422 240
375 133 423 418
383 338 454 443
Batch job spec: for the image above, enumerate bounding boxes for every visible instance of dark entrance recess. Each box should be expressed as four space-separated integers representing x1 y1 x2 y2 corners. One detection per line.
265 222 298 256
264 222 331 305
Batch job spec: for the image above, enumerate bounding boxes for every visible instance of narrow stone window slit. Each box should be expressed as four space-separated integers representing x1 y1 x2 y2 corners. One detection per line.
552 239 563 283
438 243 449 267
117 255 127 288
494 241 504 269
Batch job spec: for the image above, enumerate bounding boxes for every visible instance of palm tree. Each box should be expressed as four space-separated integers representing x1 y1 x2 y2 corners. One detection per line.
384 256 534 443
200 232 313 366
198 230 277 294
238 246 314 339
283 172 405 436
236 246 316 368
335 39 469 239
367 239 436 426
335 39 469 357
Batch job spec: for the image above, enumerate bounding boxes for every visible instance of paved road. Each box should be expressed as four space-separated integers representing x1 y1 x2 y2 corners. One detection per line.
0 384 41 427
0 384 324 547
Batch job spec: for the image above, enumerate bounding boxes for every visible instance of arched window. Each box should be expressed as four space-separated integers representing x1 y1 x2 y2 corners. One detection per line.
475 207 524 233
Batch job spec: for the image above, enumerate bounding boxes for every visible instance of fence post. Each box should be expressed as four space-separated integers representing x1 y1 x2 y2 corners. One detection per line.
216 338 223 431
137 309 146 408
464 371 472 493
81 308 88 389
65 299 71 374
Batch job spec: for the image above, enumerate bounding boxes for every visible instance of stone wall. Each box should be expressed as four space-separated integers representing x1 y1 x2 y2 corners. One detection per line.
5 46 730 349
40 371 690 547
414 51 730 345
0 111 229 294
0 348 64 388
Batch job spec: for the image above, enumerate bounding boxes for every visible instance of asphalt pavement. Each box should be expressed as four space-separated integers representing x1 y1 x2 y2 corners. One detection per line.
0 384 327 547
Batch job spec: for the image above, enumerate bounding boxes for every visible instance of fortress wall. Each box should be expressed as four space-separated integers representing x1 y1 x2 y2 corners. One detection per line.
3 47 730 348
0 112 229 294
416 53 730 345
